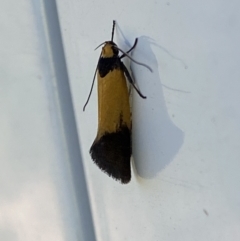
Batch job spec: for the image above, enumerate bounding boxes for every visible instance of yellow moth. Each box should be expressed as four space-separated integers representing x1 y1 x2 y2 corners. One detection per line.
84 21 151 184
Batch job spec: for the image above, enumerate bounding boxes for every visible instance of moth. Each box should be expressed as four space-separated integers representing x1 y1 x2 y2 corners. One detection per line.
83 21 151 184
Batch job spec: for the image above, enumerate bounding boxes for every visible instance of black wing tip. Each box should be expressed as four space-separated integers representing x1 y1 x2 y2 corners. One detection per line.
90 126 131 184
92 159 131 184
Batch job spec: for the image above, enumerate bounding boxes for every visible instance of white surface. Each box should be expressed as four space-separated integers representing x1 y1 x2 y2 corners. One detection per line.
56 0 240 241
0 1 95 240
1 0 240 240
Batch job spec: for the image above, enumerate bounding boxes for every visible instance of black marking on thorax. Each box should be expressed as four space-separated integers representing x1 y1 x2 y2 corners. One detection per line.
98 57 123 78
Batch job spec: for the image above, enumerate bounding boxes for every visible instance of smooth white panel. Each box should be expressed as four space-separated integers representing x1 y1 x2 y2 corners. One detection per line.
56 0 240 240
0 1 95 240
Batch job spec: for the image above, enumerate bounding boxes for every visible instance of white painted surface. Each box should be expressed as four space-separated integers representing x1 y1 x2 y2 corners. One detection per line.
56 0 240 241
0 1 95 240
1 0 240 240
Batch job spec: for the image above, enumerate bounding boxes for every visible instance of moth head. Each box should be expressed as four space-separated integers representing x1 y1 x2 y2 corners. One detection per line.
101 41 119 58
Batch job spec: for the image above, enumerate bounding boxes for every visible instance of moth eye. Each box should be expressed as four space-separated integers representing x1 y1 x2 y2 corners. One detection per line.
112 46 119 55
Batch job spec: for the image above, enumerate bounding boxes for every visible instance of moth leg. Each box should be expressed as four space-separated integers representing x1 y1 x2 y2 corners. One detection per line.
120 38 138 59
121 63 146 99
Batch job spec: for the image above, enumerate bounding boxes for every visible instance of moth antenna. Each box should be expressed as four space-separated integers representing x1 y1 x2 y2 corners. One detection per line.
83 54 101 111
111 20 116 41
95 42 106 50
